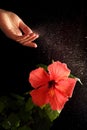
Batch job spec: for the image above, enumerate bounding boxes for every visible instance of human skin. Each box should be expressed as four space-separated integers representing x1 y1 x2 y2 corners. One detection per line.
0 9 39 47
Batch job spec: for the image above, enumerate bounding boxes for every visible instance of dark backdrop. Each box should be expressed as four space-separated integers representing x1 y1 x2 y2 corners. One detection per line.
0 0 87 129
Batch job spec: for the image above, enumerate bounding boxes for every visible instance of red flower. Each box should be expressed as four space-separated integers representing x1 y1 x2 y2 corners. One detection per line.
29 61 77 111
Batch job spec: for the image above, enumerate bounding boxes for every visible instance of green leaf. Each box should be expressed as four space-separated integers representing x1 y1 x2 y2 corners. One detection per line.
36 64 48 71
19 110 32 123
25 97 35 111
0 101 5 113
52 59 55 63
0 96 9 108
42 104 61 122
18 126 31 130
2 120 11 129
11 127 19 130
10 93 25 101
7 113 20 128
31 107 51 130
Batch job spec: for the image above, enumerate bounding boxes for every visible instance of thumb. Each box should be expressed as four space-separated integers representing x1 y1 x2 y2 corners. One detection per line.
12 26 23 36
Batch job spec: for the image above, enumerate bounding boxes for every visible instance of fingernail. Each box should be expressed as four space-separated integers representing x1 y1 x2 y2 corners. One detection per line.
34 44 37 48
37 34 39 37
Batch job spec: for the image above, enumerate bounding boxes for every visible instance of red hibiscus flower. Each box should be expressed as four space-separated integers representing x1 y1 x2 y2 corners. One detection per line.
29 61 77 111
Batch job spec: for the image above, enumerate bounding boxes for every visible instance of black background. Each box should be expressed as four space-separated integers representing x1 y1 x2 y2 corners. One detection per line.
0 0 87 129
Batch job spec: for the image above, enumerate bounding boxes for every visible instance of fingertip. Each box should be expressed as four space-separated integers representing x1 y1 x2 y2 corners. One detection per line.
36 34 39 38
25 42 38 48
34 44 37 48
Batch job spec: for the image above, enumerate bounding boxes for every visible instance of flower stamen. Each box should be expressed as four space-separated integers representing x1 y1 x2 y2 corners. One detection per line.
48 80 57 88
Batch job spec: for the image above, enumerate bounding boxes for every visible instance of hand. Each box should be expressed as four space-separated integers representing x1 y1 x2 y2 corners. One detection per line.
0 9 39 47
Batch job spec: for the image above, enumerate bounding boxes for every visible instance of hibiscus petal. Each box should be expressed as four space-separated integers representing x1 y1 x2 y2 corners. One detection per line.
48 87 68 111
48 61 70 81
30 85 49 106
29 67 50 88
56 78 77 97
